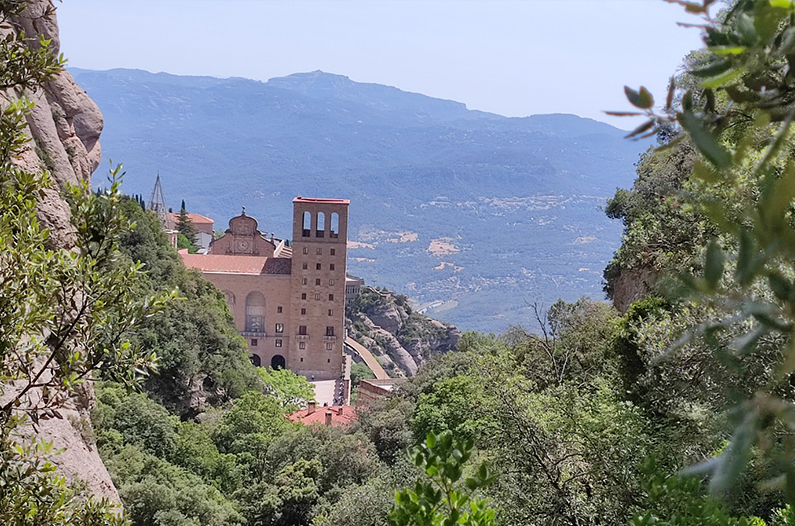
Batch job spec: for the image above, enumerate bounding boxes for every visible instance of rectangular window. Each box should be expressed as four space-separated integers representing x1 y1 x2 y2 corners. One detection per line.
330 264 335 271
326 343 333 351
303 247 309 254
326 326 335 336
302 263 308 270
330 249 336 256
328 294 334 301
315 278 321 285
299 342 306 350
301 293 307 300
329 279 335 286
299 325 307 335
316 248 322 255
315 293 321 300
300 357 304 362
301 308 306 315
316 263 322 270
302 278 307 285
277 306 283 313
275 339 282 348
327 358 331 363
251 339 258 347
328 309 333 316
275 323 284 333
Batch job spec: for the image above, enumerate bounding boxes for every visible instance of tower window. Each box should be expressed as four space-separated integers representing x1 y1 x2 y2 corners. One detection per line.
302 278 307 285
277 306 283 313
275 339 282 347
327 359 331 363
315 278 321 285
326 326 335 337
275 323 284 333
315 293 321 300
326 342 333 351
329 279 335 286
316 263 321 270
328 294 334 301
301 308 306 315
251 339 258 347
330 248 336 256
302 263 308 270
330 264 335 271
303 247 309 254
328 309 333 316
299 342 306 350
298 325 307 335
316 248 322 255
301 293 307 300
302 211 311 237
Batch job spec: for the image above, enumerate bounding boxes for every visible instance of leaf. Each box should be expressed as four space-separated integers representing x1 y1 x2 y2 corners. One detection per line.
678 111 732 168
699 66 745 89
666 76 675 110
625 120 655 140
709 46 748 55
770 0 793 8
709 408 759 494
704 240 724 290
690 58 733 78
624 86 654 109
604 111 644 117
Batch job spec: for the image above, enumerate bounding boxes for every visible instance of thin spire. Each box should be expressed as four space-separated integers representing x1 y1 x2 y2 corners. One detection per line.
148 172 169 226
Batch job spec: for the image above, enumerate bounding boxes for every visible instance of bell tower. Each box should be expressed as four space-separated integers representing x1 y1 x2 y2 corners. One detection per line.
289 197 349 380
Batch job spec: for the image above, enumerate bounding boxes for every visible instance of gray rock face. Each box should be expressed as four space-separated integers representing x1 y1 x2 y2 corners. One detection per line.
5 0 116 504
348 290 460 377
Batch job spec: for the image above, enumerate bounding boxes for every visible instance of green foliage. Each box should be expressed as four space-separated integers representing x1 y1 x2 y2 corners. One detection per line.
611 0 795 511
103 444 243 526
176 205 198 249
118 198 261 414
631 460 764 526
258 367 315 409
389 431 496 526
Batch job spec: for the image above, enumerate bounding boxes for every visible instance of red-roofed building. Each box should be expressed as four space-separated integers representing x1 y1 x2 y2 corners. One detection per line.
287 402 357 427
178 199 350 390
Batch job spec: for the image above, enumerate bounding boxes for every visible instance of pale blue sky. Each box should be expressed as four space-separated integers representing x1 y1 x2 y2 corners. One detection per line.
57 0 706 129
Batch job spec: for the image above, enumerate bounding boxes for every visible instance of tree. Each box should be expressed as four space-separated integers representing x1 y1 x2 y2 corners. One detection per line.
612 0 795 512
176 201 198 251
389 431 496 526
0 1 172 523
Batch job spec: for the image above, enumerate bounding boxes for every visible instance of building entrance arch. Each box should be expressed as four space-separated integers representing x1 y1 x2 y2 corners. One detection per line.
250 354 261 367
271 354 286 370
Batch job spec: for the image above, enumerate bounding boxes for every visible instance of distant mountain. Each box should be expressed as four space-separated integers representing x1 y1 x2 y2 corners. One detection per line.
71 67 648 332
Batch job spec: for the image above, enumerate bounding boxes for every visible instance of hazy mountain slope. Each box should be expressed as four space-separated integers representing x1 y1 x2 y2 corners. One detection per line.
71 67 647 332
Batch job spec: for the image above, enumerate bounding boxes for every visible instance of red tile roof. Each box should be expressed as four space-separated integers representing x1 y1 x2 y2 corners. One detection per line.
287 405 357 427
293 197 350 205
168 212 214 224
179 253 292 275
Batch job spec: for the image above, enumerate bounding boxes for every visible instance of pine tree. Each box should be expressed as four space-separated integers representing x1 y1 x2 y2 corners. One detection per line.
176 201 198 250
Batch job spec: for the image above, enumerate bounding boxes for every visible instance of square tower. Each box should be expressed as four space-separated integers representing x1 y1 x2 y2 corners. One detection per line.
289 197 349 380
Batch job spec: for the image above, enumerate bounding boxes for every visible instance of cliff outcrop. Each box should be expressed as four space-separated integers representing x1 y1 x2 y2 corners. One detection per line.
346 288 460 377
4 0 116 502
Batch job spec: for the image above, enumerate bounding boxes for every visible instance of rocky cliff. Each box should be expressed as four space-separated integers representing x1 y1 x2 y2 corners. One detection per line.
4 0 117 502
346 288 460 376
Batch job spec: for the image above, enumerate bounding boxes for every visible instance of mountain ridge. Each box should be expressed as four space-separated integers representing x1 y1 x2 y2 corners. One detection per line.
71 67 648 332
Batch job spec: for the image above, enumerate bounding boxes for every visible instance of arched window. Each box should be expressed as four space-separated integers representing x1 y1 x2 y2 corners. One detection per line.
271 354 286 370
222 290 235 308
330 213 339 238
250 354 262 367
245 291 266 333
316 212 325 238
302 211 311 237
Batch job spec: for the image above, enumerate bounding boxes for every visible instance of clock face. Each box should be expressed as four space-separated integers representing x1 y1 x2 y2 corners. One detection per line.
236 239 250 252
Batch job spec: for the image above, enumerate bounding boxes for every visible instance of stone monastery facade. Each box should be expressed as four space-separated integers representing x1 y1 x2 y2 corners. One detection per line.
180 197 349 381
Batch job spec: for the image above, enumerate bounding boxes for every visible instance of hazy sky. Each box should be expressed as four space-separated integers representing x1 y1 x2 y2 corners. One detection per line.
57 0 706 129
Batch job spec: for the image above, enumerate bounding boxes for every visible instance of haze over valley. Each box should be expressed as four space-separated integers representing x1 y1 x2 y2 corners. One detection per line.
74 67 647 332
